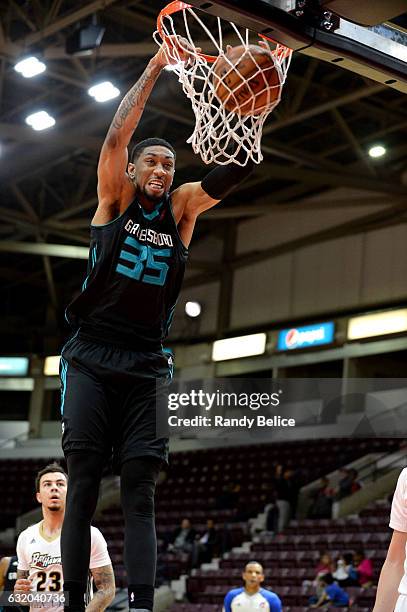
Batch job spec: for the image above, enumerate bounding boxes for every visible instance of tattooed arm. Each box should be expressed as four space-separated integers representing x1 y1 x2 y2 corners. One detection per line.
86 565 115 612
96 53 166 216
95 37 196 223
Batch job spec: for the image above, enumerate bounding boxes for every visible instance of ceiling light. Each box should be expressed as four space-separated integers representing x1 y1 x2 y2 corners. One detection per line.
185 301 202 318
14 56 46 78
88 81 120 103
25 111 55 131
368 144 386 158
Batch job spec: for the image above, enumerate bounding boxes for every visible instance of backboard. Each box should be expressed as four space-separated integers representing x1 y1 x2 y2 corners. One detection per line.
185 0 407 93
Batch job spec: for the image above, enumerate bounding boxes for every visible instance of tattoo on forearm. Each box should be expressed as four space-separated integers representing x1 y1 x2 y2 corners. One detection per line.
92 565 114 591
86 565 115 611
111 66 159 131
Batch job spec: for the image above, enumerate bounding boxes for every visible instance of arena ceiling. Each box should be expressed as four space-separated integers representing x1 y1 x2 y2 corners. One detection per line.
0 0 406 352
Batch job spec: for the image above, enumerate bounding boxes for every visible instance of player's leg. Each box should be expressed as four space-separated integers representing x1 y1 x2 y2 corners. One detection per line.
59 349 110 611
120 457 162 612
62 452 105 611
116 360 170 611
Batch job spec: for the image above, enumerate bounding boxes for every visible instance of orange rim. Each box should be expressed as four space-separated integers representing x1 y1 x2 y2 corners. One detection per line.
157 1 219 63
259 34 293 59
157 1 292 63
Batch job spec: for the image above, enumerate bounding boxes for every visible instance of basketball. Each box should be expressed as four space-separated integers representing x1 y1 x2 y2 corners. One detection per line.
212 44 282 116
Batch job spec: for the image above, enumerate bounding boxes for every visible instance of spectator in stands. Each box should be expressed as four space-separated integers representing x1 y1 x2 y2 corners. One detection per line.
373 467 407 611
275 468 300 528
168 518 196 554
335 468 362 501
216 483 240 510
308 477 334 519
354 549 373 588
303 553 334 598
310 573 350 608
272 463 283 482
335 468 353 500
350 469 362 494
333 553 359 587
315 552 335 577
223 561 282 612
191 519 220 567
265 491 280 533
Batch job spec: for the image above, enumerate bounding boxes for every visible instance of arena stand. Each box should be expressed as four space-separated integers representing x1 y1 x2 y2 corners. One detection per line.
0 457 63 532
189 494 391 609
0 438 402 611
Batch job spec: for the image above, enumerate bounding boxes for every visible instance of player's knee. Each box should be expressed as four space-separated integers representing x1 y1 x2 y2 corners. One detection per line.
121 458 160 518
67 473 100 516
121 476 156 518
125 487 155 519
65 453 101 518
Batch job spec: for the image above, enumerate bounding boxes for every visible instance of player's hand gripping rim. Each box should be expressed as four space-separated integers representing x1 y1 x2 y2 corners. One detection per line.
157 34 202 68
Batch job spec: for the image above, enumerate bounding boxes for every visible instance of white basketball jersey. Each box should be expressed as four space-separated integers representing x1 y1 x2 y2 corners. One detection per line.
17 521 110 612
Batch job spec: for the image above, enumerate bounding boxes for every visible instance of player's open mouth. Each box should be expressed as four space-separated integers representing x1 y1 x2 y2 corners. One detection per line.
149 181 164 190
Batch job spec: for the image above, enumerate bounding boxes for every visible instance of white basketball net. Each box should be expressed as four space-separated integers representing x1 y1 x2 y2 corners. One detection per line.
154 3 292 165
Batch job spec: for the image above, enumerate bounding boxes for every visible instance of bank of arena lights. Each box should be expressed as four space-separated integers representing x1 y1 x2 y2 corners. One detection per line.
88 81 120 103
25 111 55 131
212 333 267 362
348 309 407 340
14 56 46 78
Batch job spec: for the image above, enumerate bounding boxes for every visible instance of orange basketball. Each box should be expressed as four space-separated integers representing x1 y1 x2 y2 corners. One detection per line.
212 44 281 116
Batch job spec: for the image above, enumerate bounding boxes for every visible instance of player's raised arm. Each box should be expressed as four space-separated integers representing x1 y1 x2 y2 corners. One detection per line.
97 37 196 215
97 51 167 213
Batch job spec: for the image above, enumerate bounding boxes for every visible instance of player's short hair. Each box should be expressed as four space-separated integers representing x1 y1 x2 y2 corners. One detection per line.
319 573 334 585
343 552 354 565
244 561 264 572
130 138 176 163
35 463 67 492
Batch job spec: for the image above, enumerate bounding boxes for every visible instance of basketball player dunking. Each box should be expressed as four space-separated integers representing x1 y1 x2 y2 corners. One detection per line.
60 37 255 612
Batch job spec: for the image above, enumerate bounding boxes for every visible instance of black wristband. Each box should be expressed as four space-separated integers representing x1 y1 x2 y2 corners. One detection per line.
201 158 254 200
